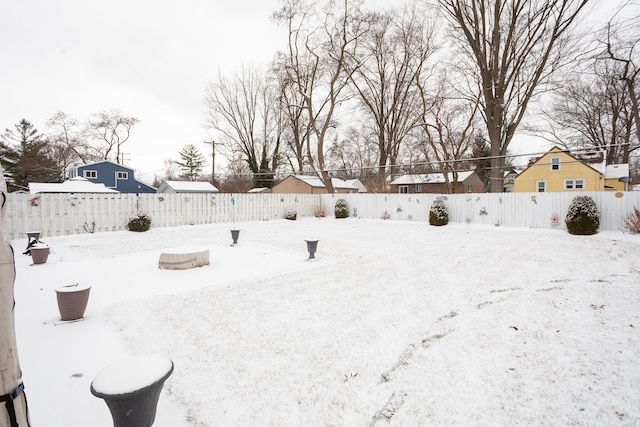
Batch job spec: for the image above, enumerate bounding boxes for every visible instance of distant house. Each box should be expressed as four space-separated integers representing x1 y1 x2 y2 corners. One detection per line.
503 169 519 192
513 146 630 192
69 161 156 194
157 180 219 194
272 175 358 194
29 177 119 194
389 171 486 194
248 187 272 193
344 178 368 193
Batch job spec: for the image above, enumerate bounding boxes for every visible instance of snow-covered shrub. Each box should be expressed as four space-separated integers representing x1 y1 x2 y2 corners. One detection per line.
127 212 151 232
314 206 326 218
284 208 297 220
429 199 449 226
623 207 640 234
565 196 599 235
334 198 349 218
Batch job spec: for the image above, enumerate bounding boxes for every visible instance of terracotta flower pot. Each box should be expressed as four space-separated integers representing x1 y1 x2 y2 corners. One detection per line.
30 246 50 264
56 284 91 321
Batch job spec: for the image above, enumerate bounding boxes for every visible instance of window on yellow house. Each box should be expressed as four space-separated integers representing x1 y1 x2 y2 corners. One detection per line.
550 157 560 171
537 181 546 192
565 179 584 190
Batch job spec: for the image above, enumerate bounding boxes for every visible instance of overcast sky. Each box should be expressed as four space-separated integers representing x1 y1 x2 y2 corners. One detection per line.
0 0 629 185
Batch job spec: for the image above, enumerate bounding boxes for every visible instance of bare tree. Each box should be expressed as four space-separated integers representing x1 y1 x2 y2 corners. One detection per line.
273 0 368 193
326 126 378 179
438 0 590 192
46 111 84 174
541 67 635 163
416 77 481 193
83 110 139 164
272 52 311 174
349 2 438 190
204 65 281 188
602 3 640 162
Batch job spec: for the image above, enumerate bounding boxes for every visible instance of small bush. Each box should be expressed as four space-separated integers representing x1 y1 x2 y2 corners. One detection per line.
284 209 297 220
381 211 391 220
565 196 599 235
314 206 326 218
429 199 449 226
623 207 640 234
127 212 151 232
334 198 349 218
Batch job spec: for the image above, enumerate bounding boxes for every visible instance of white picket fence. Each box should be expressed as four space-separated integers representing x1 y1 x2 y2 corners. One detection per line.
3 191 640 240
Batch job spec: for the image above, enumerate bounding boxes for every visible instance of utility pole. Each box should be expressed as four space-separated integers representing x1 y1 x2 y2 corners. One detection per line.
203 140 218 184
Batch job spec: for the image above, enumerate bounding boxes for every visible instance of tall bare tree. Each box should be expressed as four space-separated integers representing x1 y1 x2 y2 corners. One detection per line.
349 2 438 190
204 65 281 188
602 3 640 162
416 77 482 193
541 66 635 163
273 0 367 193
438 0 590 192
83 110 139 164
46 111 84 171
272 52 311 174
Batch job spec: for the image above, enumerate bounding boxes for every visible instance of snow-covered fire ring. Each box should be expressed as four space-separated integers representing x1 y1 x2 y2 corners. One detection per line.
158 245 209 270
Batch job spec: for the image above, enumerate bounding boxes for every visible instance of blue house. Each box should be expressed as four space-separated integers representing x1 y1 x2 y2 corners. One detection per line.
69 161 156 193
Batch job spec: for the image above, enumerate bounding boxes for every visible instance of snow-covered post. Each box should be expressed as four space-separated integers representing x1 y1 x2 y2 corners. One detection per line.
0 170 30 426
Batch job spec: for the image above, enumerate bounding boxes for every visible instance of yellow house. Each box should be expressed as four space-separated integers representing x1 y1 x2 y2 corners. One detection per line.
513 146 630 192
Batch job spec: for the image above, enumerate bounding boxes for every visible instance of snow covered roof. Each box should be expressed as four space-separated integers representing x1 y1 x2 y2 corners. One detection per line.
248 187 272 193
604 164 629 179
160 180 219 193
29 177 119 194
344 179 368 193
389 171 475 185
292 175 357 190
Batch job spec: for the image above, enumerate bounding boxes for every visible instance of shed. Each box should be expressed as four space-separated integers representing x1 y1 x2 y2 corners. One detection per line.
157 180 219 194
344 179 368 193
271 175 358 194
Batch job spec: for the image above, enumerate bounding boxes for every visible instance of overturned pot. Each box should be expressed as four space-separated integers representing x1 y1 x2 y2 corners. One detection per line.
56 284 91 321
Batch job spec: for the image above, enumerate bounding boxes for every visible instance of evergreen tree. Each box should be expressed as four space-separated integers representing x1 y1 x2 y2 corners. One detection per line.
176 144 206 181
0 119 59 191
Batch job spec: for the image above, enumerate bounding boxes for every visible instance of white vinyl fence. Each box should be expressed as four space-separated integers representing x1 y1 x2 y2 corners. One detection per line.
4 191 640 240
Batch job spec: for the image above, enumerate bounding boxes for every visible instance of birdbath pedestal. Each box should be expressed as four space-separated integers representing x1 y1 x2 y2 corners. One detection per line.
305 239 319 260
91 354 174 427
230 229 240 246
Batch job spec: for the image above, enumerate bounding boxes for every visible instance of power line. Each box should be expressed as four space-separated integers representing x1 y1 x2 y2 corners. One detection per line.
208 142 634 179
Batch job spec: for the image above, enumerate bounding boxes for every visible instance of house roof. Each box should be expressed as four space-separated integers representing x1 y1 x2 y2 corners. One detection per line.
29 177 119 194
76 160 133 171
248 187 272 193
389 171 474 185
521 146 629 179
605 163 630 179
291 175 358 190
344 179 368 193
520 146 605 177
162 180 219 192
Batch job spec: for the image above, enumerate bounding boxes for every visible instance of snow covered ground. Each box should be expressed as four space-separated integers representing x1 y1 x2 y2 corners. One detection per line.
11 218 640 426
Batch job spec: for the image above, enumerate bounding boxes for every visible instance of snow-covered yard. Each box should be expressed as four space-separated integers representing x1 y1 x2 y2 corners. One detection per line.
12 218 640 426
